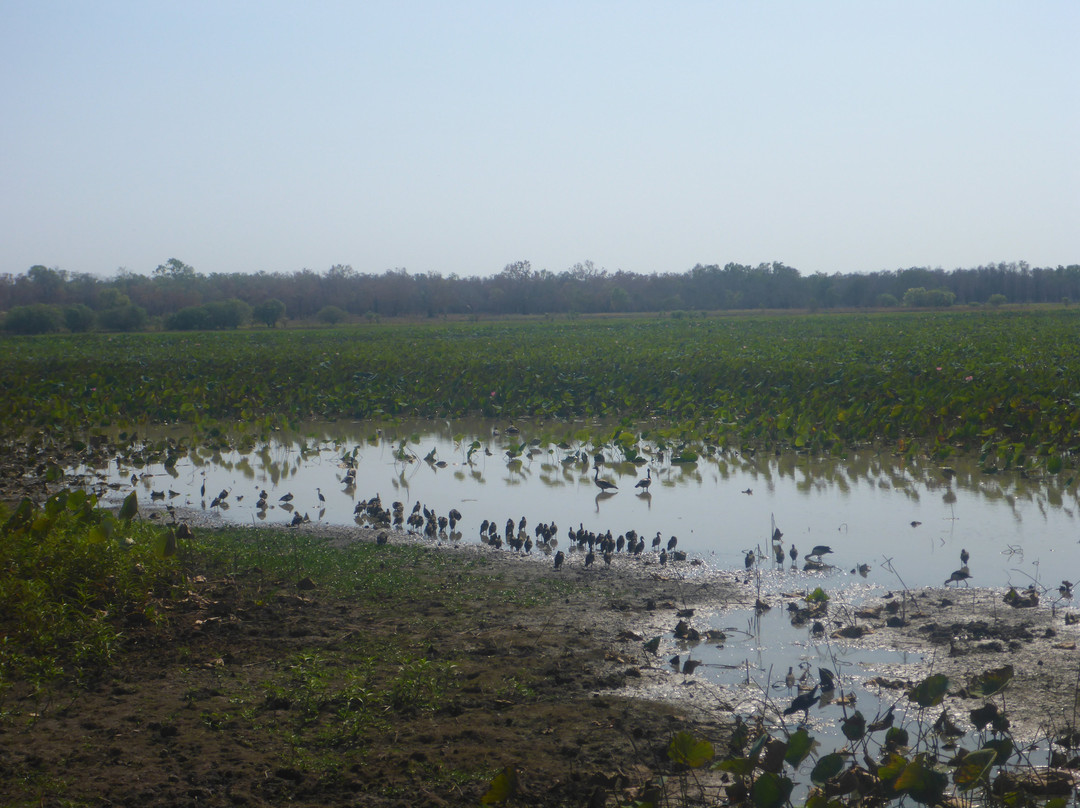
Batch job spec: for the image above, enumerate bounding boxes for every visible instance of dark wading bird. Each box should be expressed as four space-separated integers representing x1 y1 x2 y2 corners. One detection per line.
945 568 972 586
960 547 970 565
783 686 820 721
635 468 652 494
553 550 565 570
593 467 617 494
807 545 833 560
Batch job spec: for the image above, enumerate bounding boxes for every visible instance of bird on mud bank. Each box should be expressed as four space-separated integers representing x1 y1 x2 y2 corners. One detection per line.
945 568 972 586
593 467 617 494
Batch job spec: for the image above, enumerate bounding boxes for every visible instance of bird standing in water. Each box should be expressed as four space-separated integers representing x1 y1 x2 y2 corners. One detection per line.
593 467 618 494
635 468 652 494
783 686 820 720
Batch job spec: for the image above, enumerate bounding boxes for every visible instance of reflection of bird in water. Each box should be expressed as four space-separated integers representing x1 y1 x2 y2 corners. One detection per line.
960 548 970 565
946 568 971 586
783 686 819 720
635 468 652 493
593 467 617 493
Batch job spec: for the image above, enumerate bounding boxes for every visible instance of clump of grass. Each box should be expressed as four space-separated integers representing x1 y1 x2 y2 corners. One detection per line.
0 491 177 694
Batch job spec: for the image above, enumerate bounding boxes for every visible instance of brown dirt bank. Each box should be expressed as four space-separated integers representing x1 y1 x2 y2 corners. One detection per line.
0 523 744 808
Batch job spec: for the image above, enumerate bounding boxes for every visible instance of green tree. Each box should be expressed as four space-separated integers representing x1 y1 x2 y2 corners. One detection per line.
988 293 1007 307
317 305 348 324
3 303 63 334
98 304 148 332
166 306 211 330
63 304 96 332
253 298 286 327
204 299 251 329
153 258 198 280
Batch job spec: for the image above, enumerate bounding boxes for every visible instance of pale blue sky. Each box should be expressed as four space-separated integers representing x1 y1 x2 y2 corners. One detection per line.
2 2 1076 279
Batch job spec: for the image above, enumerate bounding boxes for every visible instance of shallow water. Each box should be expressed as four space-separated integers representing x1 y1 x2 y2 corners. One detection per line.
84 418 1080 593
72 418 1079 779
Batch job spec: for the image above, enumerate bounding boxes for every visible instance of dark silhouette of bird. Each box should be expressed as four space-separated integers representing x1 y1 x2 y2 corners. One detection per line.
553 550 565 570
317 487 325 503
744 550 755 569
593 467 617 493
807 545 833 559
818 667 836 693
945 568 972 586
783 686 819 719
652 532 662 551
279 492 294 503
867 706 896 733
667 535 678 552
1060 580 1074 598
772 527 783 542
960 547 970 565
789 545 798 563
774 544 785 564
785 666 795 691
659 549 668 566
682 659 702 675
635 468 652 493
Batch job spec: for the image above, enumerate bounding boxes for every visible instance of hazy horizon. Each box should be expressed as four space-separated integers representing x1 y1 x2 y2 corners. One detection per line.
3 2 1077 280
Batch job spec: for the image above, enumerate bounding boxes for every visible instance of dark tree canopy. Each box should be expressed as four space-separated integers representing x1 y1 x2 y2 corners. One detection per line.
1 258 1078 332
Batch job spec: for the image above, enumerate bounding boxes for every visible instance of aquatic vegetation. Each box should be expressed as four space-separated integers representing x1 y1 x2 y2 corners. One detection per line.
3 309 1080 469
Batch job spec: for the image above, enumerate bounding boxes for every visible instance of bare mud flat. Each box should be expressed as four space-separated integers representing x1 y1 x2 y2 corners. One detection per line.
840 586 1080 741
4 509 1080 807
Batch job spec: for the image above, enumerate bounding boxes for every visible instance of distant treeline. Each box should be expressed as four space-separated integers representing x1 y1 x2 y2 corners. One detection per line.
2 258 1079 333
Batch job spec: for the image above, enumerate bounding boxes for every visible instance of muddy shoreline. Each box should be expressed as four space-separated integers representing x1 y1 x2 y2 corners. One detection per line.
167 506 1080 741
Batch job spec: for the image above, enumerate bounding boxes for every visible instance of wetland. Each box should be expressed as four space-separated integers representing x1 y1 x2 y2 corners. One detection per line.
6 310 1080 806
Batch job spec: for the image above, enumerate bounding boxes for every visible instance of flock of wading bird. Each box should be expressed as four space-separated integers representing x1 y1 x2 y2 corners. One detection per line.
181 449 985 587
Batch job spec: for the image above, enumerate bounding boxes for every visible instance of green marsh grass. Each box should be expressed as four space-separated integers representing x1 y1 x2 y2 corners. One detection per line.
5 309 1080 465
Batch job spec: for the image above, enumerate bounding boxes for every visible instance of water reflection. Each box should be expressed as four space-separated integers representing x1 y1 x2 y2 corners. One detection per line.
74 418 1080 592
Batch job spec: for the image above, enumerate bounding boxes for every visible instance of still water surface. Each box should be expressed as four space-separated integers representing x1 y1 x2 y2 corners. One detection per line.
74 418 1080 767
91 418 1080 593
